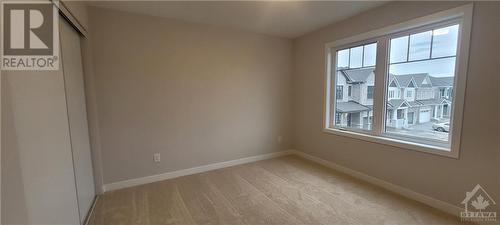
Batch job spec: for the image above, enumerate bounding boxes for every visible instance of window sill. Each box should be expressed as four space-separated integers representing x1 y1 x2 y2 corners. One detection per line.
322 128 458 159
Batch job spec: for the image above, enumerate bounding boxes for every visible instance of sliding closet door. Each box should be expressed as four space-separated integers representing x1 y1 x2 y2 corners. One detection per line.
1 33 80 225
60 18 95 223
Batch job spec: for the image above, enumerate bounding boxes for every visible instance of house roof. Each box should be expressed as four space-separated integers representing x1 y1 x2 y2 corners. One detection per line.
337 101 371 113
409 73 431 87
388 74 400 87
339 69 454 88
341 67 375 83
392 74 415 87
430 76 454 87
387 73 454 88
389 73 431 88
407 101 423 107
387 99 409 109
417 98 450 105
387 98 449 109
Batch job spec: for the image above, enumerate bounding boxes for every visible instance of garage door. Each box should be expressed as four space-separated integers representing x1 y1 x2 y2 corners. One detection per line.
419 109 431 123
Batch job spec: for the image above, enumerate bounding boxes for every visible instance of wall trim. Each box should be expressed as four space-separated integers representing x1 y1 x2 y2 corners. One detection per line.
102 150 294 192
290 149 464 218
83 195 98 225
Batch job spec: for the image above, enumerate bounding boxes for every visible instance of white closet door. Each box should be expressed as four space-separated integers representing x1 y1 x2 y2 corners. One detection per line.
60 18 95 223
1 37 80 225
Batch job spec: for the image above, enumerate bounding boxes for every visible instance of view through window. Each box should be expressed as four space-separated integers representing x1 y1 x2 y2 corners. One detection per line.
385 24 458 142
334 43 377 130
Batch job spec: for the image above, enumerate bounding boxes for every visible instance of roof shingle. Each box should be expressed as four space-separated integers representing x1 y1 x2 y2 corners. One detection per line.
341 67 375 83
336 101 371 113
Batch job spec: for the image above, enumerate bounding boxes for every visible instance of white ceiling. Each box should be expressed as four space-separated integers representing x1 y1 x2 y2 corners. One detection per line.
88 1 387 38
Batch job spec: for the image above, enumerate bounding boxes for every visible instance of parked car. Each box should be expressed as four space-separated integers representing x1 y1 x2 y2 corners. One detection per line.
432 122 450 132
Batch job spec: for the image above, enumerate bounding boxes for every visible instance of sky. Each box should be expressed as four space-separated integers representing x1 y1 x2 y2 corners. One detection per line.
337 24 459 77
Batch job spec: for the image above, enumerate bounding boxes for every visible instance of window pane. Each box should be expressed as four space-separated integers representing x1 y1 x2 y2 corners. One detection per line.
336 85 343 99
389 57 456 75
349 46 363 68
432 24 459 58
408 31 432 61
337 49 349 68
332 43 378 130
333 67 375 130
385 24 459 144
390 36 408 63
363 43 377 67
367 86 374 99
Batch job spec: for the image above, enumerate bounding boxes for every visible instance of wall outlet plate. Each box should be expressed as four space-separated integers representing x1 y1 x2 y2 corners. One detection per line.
154 153 161 162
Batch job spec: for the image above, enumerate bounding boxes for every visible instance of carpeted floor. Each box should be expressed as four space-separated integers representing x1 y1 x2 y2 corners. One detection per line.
87 155 469 225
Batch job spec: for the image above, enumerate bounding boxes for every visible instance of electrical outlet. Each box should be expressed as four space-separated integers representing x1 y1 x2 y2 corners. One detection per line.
153 153 161 162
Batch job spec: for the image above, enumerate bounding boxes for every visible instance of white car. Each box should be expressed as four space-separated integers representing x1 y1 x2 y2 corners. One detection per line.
432 122 450 132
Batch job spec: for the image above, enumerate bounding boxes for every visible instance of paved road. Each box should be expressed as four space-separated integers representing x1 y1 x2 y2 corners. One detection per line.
387 122 449 141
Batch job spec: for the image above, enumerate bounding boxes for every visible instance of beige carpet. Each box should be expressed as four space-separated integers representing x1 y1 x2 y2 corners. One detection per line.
87 155 469 225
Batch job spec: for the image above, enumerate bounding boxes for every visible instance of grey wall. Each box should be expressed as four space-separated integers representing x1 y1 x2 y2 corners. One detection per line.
292 1 500 212
87 7 293 185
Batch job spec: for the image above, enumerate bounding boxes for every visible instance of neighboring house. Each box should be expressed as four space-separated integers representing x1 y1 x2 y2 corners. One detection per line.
335 67 374 129
335 67 453 129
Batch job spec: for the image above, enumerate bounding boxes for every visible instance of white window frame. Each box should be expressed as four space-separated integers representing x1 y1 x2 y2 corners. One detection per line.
323 4 473 158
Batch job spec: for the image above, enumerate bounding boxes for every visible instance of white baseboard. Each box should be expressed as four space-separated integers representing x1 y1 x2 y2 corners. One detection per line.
290 149 463 217
102 150 294 192
83 195 99 225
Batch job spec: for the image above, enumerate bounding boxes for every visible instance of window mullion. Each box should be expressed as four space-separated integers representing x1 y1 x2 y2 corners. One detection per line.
372 37 389 135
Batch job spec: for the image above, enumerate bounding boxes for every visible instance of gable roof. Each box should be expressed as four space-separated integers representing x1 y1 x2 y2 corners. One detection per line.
390 73 431 88
410 73 432 87
393 74 414 87
341 67 375 83
388 74 401 88
387 99 409 109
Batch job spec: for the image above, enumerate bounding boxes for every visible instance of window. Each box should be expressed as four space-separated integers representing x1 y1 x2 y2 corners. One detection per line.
386 24 459 142
389 90 395 99
336 85 343 99
335 113 341 125
439 88 446 98
397 109 405 119
332 43 377 130
324 5 472 158
367 86 374 99
406 90 413 98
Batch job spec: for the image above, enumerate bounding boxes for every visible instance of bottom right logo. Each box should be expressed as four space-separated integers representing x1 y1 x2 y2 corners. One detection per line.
461 184 497 222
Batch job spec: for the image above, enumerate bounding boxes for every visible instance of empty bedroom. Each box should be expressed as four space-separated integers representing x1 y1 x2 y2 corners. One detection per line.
1 1 499 225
